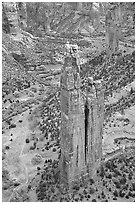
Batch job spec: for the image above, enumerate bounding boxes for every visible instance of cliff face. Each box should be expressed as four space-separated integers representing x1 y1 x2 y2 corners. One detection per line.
2 2 27 34
60 47 104 187
2 3 38 84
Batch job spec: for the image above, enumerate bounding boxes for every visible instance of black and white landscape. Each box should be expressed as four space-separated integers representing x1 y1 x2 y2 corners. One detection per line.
2 2 135 202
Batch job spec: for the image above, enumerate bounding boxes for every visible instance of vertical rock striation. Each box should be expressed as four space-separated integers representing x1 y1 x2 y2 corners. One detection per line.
60 43 105 188
2 2 27 34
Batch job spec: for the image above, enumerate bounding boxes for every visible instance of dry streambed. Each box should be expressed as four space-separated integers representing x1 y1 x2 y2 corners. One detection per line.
2 76 60 201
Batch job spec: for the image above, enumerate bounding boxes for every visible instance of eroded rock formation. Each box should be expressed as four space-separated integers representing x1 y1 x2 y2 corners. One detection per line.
2 2 27 34
60 43 104 187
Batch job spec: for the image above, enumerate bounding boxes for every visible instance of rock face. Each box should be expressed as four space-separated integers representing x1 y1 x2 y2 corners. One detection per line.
60 45 104 187
17 2 27 30
2 2 27 34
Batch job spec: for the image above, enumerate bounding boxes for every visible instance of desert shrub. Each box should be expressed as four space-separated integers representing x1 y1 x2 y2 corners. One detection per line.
119 176 127 185
115 182 121 189
52 147 56 152
128 191 135 198
108 187 111 192
73 185 80 191
25 138 30 143
125 194 129 199
105 168 108 172
112 178 121 189
74 197 79 201
83 189 87 195
89 187 95 194
101 191 105 196
14 92 20 98
97 169 99 174
89 178 95 185
128 173 133 180
19 119 22 123
105 161 111 169
132 182 135 191
92 199 96 202
113 189 118 197
112 177 119 184
28 92 34 97
79 182 83 188
119 190 125 197
45 146 49 150
31 87 37 93
79 193 84 200
112 162 117 169
30 145 36 150
14 182 20 187
122 184 128 190
113 169 121 176
107 173 112 179
99 165 105 178
9 123 16 128
5 146 10 150
2 169 10 183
